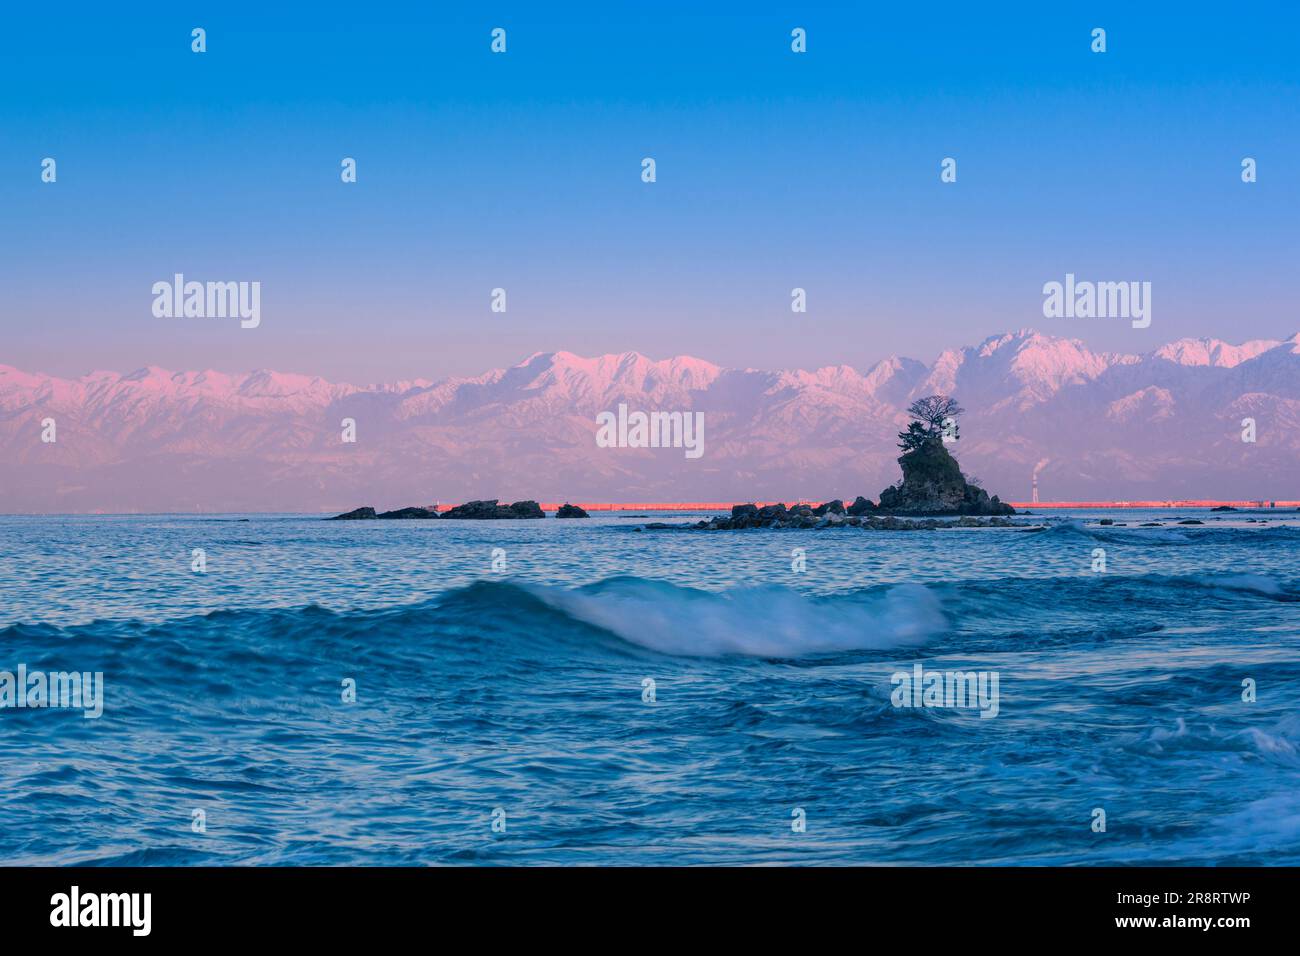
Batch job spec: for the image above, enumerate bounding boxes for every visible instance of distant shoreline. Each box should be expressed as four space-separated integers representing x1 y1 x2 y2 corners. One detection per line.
390 499 1300 512
3 500 1298 517
1006 500 1300 510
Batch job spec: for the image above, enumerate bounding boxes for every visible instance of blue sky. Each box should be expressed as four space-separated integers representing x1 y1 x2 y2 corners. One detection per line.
1 2 1296 382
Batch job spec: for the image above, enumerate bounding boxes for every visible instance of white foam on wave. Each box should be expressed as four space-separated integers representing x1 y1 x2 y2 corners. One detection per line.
1141 714 1300 861
1203 573 1284 596
1140 715 1300 764
527 578 946 657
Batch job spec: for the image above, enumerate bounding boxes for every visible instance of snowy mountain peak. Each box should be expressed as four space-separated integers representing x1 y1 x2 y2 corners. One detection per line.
1153 337 1280 368
2 329 1296 511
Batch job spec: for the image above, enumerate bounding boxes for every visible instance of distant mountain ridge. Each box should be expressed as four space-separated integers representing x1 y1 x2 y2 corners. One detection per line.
2 329 1297 512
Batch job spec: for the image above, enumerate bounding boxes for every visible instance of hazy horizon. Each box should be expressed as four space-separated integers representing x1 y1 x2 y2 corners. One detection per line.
4 324 1296 385
3 326 1296 511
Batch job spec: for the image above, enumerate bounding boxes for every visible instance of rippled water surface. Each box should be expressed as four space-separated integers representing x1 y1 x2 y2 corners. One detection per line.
1 509 1298 865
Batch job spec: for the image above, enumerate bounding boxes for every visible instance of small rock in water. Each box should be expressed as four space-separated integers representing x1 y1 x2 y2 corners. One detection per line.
846 496 875 516
377 506 438 519
442 499 545 519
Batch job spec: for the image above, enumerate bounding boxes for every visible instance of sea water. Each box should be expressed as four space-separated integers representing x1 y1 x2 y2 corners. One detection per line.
1 509 1297 865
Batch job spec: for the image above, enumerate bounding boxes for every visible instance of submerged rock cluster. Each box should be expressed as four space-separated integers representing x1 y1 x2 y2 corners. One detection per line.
646 508 1019 532
329 437 1011 529
329 499 594 520
330 499 547 520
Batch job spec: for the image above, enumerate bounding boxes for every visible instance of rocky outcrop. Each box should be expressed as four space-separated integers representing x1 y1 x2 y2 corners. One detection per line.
644 512 1020 531
327 440 1014 525
329 506 377 520
328 499 546 520
875 439 1014 516
377 506 438 519
441 499 545 519
665 438 1014 530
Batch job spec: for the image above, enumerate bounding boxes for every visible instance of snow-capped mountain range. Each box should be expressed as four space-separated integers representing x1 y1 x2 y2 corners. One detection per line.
2 329 1297 512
